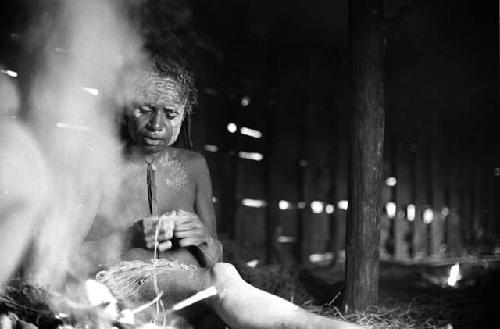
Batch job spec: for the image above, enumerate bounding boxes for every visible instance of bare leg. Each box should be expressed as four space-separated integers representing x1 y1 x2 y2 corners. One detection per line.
208 263 364 329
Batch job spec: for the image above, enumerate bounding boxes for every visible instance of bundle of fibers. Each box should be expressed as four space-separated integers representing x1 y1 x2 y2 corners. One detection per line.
95 259 207 309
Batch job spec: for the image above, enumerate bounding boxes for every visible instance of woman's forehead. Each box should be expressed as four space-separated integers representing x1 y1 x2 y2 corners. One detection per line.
142 75 187 108
123 70 188 107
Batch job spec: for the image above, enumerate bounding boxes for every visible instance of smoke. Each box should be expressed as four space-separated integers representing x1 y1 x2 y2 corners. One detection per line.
0 72 50 285
0 73 20 117
18 0 145 286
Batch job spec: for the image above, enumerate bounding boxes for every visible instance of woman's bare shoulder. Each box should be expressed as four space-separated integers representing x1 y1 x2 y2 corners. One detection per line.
172 148 207 168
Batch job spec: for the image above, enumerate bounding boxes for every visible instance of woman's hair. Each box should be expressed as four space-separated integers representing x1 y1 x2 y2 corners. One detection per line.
151 54 196 150
150 54 197 115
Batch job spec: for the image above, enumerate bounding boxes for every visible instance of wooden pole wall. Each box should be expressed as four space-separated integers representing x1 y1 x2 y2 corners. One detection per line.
345 0 385 311
265 97 278 264
446 142 462 255
413 140 428 259
330 141 348 265
394 141 410 260
430 124 445 258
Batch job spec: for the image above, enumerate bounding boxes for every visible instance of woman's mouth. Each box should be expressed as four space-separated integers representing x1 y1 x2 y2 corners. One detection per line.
143 137 161 146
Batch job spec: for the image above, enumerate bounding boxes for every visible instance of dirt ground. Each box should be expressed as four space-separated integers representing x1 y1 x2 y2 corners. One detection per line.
297 258 500 329
221 239 498 328
231 251 500 329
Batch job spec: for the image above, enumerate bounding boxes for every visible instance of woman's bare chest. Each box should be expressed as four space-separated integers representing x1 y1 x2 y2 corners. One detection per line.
117 160 196 220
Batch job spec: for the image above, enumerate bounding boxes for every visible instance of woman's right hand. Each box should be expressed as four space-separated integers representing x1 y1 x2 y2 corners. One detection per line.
142 214 175 252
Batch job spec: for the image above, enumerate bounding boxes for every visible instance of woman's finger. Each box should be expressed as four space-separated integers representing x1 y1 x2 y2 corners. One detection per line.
144 225 164 236
160 230 174 240
179 237 204 247
158 240 172 252
175 219 203 230
175 225 201 233
175 228 205 239
146 238 171 249
142 216 160 231
145 228 166 240
174 215 200 226
146 235 169 243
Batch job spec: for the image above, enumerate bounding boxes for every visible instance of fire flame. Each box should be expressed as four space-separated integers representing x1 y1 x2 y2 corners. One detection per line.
84 279 216 326
170 286 217 311
84 279 119 320
447 263 461 287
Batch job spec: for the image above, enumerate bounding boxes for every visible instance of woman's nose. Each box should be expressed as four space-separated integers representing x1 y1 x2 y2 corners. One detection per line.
149 109 164 131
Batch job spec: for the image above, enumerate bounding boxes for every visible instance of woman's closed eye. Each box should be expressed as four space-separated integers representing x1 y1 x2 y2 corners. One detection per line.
139 104 153 113
165 108 179 119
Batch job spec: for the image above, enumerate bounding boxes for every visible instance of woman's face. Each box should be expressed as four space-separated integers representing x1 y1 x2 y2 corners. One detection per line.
127 77 186 155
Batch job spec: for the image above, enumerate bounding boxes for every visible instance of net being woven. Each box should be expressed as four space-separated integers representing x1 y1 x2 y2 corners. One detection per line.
95 259 197 301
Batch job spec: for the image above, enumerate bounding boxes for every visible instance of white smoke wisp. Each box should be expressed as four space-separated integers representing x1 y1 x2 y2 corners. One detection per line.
25 0 144 286
0 74 51 286
0 72 20 118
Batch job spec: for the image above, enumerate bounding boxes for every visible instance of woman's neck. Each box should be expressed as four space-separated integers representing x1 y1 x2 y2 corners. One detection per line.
127 146 171 163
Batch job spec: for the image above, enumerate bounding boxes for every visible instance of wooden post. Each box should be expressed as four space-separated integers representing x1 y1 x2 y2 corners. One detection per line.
472 166 482 243
264 94 278 264
220 95 241 239
486 166 497 243
413 139 429 260
329 141 349 266
460 158 473 246
345 0 385 311
407 143 417 259
271 133 302 265
295 89 309 264
446 143 461 255
394 140 410 260
430 129 445 259
296 158 308 263
272 86 308 264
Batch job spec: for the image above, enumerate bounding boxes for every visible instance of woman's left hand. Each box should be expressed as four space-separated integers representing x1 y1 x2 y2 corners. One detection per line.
173 212 212 247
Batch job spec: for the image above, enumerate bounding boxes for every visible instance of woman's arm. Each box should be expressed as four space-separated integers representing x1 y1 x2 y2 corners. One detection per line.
191 153 223 265
193 153 217 237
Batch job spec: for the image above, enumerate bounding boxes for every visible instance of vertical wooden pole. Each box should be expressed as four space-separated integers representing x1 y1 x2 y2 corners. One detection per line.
295 96 308 264
486 168 497 243
446 143 461 255
385 138 396 258
264 95 278 264
413 141 428 260
220 96 241 239
394 141 410 260
460 158 473 246
328 133 339 262
345 0 385 311
472 166 482 243
430 129 445 259
296 160 308 263
329 141 349 265
447 185 461 255
271 103 303 265
408 144 417 258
